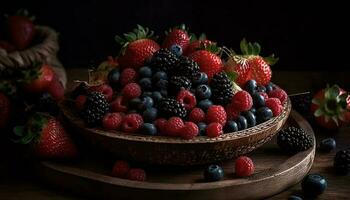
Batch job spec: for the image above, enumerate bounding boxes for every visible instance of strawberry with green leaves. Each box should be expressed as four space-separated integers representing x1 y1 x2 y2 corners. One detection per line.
23 63 55 93
162 24 190 51
224 39 278 86
183 33 214 56
116 25 160 70
311 85 350 130
15 113 78 159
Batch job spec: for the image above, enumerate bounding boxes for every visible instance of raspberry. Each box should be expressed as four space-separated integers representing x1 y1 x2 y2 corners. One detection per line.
122 83 141 99
111 160 130 178
164 117 184 136
102 112 123 130
180 122 199 139
225 103 239 121
231 91 253 112
75 95 86 110
189 107 206 123
176 90 197 110
259 92 269 100
120 68 137 86
154 118 167 134
111 96 128 113
235 156 255 177
206 122 223 138
265 98 283 116
89 84 113 102
206 105 227 125
127 168 146 181
269 88 288 104
121 113 143 133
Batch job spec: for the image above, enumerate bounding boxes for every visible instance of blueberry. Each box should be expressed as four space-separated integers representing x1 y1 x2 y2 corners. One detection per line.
319 138 336 152
288 195 303 200
250 108 256 114
198 122 207 136
257 85 266 93
224 121 238 133
152 91 163 102
129 98 141 110
203 164 224 182
256 107 273 124
170 44 183 56
141 123 157 135
245 80 258 94
155 79 168 90
143 108 158 122
152 71 168 82
196 84 212 100
138 96 154 111
107 69 120 88
142 91 152 97
192 72 208 85
252 93 265 108
265 82 274 93
241 111 256 128
139 78 152 91
198 99 213 112
302 174 327 197
236 116 248 130
139 66 152 78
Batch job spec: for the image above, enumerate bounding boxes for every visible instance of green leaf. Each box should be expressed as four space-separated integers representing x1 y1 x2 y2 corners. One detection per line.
226 71 238 81
247 43 254 55
13 126 25 137
198 33 207 40
240 38 248 55
325 85 340 99
252 42 261 55
264 54 279 66
311 98 322 105
314 108 324 117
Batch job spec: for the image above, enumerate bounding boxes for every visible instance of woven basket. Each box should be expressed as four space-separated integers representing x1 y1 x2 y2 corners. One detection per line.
0 25 66 86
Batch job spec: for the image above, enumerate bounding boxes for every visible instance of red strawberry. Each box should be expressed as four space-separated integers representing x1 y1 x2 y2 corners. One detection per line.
23 64 55 93
0 92 11 129
47 76 65 101
311 85 350 130
184 39 214 56
189 50 223 79
0 40 16 52
116 25 160 69
7 11 35 50
17 114 78 159
162 25 190 50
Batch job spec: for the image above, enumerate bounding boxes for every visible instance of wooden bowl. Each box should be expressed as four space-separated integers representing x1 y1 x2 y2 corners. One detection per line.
61 96 291 166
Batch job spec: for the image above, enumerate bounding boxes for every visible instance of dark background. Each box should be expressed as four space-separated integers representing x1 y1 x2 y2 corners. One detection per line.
1 0 349 70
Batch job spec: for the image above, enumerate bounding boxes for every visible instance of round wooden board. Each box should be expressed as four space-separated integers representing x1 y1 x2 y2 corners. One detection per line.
36 110 315 200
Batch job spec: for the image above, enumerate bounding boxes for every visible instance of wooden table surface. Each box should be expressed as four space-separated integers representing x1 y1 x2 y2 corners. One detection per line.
1 69 350 200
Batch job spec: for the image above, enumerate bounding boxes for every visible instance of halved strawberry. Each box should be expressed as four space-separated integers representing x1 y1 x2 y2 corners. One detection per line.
116 25 160 70
162 24 190 51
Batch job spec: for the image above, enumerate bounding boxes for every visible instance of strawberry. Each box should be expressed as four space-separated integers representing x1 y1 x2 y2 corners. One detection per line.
16 113 78 159
0 40 16 52
162 24 190 50
184 39 214 56
0 92 11 129
311 85 350 130
224 39 278 86
7 10 35 50
116 25 160 70
189 50 223 79
23 64 55 93
47 75 65 101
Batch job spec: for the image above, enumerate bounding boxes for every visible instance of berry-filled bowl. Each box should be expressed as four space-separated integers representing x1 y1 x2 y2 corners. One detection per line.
62 25 291 166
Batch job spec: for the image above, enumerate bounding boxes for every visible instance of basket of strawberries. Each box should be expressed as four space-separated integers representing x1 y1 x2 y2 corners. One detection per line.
61 25 291 166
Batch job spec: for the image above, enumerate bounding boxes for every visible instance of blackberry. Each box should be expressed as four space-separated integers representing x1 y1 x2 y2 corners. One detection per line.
277 126 313 154
210 72 234 105
168 76 192 95
151 49 178 74
157 98 187 118
334 150 350 175
82 92 110 126
174 56 200 79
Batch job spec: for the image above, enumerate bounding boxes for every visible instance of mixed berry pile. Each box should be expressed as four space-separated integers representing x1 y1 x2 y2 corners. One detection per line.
71 25 287 139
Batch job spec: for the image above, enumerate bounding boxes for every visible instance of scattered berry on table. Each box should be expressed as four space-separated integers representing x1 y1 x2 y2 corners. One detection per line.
157 98 187 118
210 72 234 105
197 122 207 136
120 68 138 86
252 92 265 108
289 92 311 116
189 108 206 124
231 91 253 112
127 168 146 181
241 111 256 128
140 123 157 135
235 156 254 177
164 117 185 136
121 113 144 133
122 83 142 99
319 138 336 152
170 44 183 56
180 122 199 139
82 92 110 126
206 105 227 125
268 88 288 104
333 150 350 175
256 107 273 124
198 99 213 112
143 107 158 122
265 98 282 116
102 112 123 130
203 164 224 182
206 122 223 138
236 115 248 130
224 121 238 133
139 66 153 78
111 160 130 178
196 84 212 100
107 68 120 88
111 96 128 113
301 174 327 197
277 126 313 154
